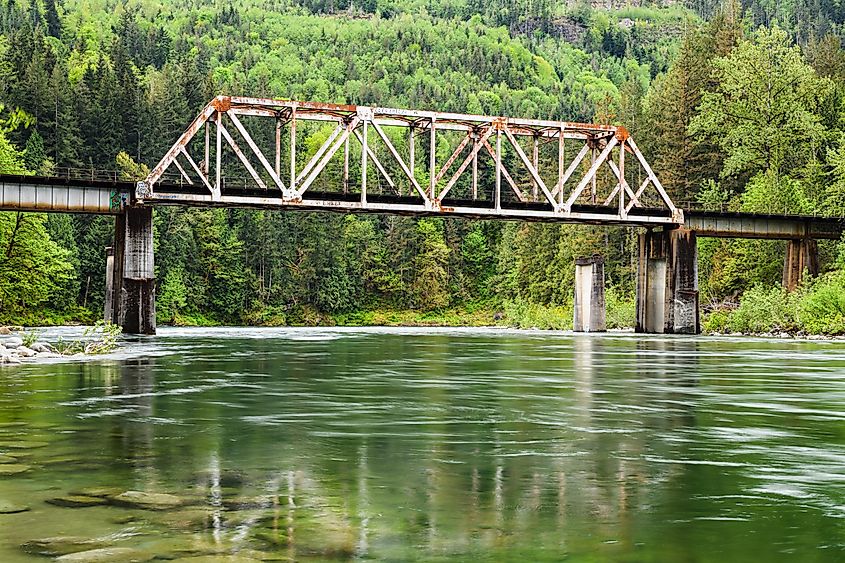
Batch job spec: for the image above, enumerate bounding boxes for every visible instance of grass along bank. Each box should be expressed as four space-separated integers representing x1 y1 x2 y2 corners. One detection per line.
703 270 845 336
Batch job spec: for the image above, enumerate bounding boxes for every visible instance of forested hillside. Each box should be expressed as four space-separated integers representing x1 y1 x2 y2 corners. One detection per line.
2 0 845 332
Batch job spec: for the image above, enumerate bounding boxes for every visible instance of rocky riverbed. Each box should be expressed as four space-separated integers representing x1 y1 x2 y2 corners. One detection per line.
0 325 121 365
0 335 61 364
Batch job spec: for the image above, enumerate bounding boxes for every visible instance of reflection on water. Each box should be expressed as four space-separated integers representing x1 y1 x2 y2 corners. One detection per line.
0 327 844 561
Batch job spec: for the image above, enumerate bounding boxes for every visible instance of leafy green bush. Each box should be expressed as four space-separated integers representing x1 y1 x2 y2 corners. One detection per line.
606 287 635 329
721 285 799 333
54 321 122 355
21 328 42 347
702 308 732 333
796 272 845 334
503 300 572 330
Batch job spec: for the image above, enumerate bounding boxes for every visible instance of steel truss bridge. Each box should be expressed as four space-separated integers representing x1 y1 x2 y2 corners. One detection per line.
135 96 682 226
2 96 845 335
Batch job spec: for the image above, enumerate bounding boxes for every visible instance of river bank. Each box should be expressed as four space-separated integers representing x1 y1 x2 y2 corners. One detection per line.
0 324 121 365
7 279 845 339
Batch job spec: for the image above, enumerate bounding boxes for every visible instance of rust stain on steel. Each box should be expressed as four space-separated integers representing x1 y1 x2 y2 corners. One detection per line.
142 95 683 226
615 126 630 141
213 96 232 112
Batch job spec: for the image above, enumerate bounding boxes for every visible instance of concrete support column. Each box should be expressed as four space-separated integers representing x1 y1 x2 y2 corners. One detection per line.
636 228 699 334
782 238 819 292
117 206 156 335
573 255 606 332
103 246 115 323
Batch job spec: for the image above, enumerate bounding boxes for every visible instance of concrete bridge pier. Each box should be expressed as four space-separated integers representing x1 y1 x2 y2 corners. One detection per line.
783 238 819 292
108 207 156 335
636 228 699 334
573 255 606 332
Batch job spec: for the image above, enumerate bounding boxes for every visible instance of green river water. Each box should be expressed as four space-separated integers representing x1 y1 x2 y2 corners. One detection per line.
0 327 844 562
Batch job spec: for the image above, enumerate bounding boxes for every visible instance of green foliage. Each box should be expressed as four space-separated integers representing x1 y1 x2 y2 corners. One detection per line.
0 211 76 320
156 265 188 324
696 179 732 211
54 320 122 355
690 26 833 180
0 127 26 174
412 219 451 311
705 285 798 334
741 170 812 215
606 287 635 330
115 151 149 181
823 134 845 216
797 272 845 334
503 299 572 330
704 272 845 336
21 328 41 347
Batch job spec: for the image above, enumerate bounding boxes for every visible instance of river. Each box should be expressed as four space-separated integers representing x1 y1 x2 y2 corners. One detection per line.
0 327 844 561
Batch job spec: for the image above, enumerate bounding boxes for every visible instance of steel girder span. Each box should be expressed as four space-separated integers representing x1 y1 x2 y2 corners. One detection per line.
139 96 682 226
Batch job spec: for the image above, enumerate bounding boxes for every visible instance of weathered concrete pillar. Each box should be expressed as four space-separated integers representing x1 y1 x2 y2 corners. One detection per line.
103 246 115 323
636 228 699 334
782 238 819 292
573 255 606 332
117 206 156 335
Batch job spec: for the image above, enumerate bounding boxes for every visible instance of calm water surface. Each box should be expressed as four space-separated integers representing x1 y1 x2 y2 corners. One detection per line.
1 327 844 561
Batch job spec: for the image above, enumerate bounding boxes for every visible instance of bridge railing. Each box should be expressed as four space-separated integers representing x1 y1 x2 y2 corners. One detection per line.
676 201 835 218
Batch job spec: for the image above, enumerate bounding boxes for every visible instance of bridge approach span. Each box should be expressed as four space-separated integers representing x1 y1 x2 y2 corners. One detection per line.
2 174 842 240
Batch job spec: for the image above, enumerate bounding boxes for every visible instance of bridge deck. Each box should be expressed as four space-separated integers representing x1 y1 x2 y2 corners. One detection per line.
0 174 127 214
1 174 843 239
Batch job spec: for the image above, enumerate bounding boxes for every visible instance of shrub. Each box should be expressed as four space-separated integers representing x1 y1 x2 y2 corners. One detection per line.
606 287 635 329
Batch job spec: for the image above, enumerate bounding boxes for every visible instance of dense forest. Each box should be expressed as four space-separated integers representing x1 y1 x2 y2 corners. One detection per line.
2 0 845 332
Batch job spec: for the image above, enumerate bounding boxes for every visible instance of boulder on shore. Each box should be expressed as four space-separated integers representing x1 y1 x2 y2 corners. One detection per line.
16 346 35 358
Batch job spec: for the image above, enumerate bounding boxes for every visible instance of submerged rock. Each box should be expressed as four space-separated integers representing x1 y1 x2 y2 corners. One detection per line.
156 508 216 530
0 454 19 464
0 440 49 449
110 490 186 510
47 495 109 508
0 463 31 476
170 556 264 563
55 547 152 562
71 486 124 498
222 495 276 510
21 536 108 556
193 468 248 488
0 500 30 514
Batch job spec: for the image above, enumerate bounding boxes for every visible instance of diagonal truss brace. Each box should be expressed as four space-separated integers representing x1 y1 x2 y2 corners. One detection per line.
140 96 682 225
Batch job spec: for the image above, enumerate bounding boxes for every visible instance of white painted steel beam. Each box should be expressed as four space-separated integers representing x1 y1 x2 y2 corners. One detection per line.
0 179 124 214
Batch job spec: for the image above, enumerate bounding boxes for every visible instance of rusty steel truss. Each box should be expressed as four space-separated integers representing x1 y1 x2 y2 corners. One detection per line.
139 96 682 225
